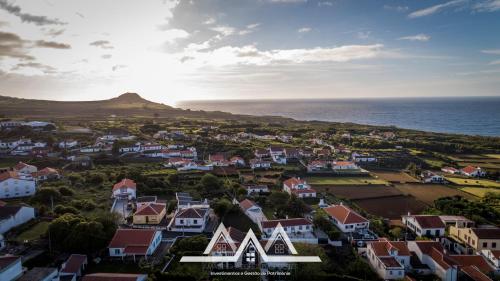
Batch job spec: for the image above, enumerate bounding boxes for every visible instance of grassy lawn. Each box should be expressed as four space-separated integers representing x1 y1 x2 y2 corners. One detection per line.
484 154 500 159
446 177 500 188
142 169 177 176
460 187 500 198
15 221 50 243
422 158 446 168
307 177 389 185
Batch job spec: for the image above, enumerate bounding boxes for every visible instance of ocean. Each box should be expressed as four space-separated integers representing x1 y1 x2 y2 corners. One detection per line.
178 97 500 137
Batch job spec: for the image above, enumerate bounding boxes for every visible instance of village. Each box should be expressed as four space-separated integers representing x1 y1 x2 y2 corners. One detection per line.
0 118 499 281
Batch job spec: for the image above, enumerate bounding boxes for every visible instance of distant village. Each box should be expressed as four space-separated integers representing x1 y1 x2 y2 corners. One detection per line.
0 118 499 281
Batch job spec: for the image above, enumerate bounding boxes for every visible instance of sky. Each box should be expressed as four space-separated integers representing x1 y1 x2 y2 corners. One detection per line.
0 0 499 105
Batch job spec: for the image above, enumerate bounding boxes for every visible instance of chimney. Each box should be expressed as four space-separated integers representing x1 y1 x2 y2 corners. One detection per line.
285 215 289 219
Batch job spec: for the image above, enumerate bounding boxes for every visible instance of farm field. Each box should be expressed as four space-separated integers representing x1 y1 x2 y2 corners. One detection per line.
371 171 419 183
15 221 50 243
353 195 428 219
484 154 500 159
307 177 389 185
315 185 403 200
446 177 500 188
394 184 477 205
460 187 500 198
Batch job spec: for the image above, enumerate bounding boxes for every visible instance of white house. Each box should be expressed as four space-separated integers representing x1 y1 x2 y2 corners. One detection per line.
461 166 486 177
168 207 210 233
35 167 61 181
481 249 500 270
367 240 411 280
420 170 445 183
230 156 245 166
245 185 269 195
261 218 317 244
59 140 79 149
0 171 37 199
108 229 162 261
0 255 22 281
111 178 137 200
323 204 369 233
407 241 458 281
13 162 37 175
402 215 445 237
0 205 35 234
352 152 377 163
60 254 88 280
249 159 271 169
332 161 359 170
282 177 316 198
442 167 460 175
239 199 267 227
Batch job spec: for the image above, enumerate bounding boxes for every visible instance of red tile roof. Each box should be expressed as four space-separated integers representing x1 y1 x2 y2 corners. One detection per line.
283 177 306 188
0 255 20 271
261 218 312 229
14 161 32 170
461 266 493 281
82 273 145 281
413 215 446 229
334 161 355 166
134 203 165 216
324 205 368 224
461 165 479 174
451 255 495 273
0 171 19 182
112 178 136 192
61 254 87 274
209 154 226 162
37 167 59 176
370 241 411 257
108 229 156 249
239 199 256 211
380 257 403 268
227 227 246 243
176 208 206 219
471 228 500 239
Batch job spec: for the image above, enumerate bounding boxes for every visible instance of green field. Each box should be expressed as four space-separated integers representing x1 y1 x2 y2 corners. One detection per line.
446 177 500 188
484 154 500 159
307 177 389 185
15 221 50 243
460 187 500 198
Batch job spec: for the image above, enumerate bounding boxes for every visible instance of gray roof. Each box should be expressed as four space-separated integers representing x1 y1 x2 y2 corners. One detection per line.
18 267 57 281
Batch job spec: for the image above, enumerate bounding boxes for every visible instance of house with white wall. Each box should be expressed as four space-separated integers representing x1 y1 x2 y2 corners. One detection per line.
367 240 411 280
168 207 210 233
0 171 37 199
261 218 317 244
111 178 136 200
283 177 316 198
323 204 369 233
402 215 445 237
0 205 35 234
239 199 267 228
407 241 458 281
13 162 37 175
108 229 162 261
0 255 22 281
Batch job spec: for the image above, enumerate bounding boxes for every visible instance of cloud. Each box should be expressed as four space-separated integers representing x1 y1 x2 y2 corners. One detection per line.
162 28 190 44
384 5 409 12
11 62 55 73
297 27 312 33
203 17 216 25
318 1 333 7
44 28 65 37
0 0 66 25
183 44 387 67
408 0 467 18
398 34 431 42
101 54 112 59
357 31 371 39
112 64 127 71
239 23 260 35
35 40 71 49
481 49 500 55
268 0 307 3
75 12 85 18
0 31 33 60
89 40 114 49
473 0 500 12
489 60 500 65
211 25 236 36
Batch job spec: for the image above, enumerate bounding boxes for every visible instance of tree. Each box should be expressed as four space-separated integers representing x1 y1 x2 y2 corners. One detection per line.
212 198 232 219
198 173 224 197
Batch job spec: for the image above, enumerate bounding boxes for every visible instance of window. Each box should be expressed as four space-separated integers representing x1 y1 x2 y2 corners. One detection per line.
493 243 497 248
193 219 198 224
114 249 120 254
275 244 285 254
483 242 488 248
180 219 184 224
